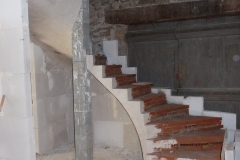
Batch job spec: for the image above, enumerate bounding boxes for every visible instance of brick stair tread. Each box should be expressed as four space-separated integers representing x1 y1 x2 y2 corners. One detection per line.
105 64 122 68
148 149 221 160
150 129 225 144
133 93 165 101
105 74 136 78
147 104 189 114
117 82 153 89
148 115 222 127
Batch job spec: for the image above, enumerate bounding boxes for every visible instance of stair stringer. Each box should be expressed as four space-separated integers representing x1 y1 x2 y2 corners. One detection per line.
87 55 150 160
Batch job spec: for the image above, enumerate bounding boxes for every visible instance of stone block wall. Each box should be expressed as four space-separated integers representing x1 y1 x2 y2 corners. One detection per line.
89 0 196 56
30 43 74 154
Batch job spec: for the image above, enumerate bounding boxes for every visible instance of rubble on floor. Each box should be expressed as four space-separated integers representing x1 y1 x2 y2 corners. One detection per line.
36 144 143 160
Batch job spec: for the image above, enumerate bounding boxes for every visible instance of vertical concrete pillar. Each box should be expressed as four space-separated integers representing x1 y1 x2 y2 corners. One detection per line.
72 0 92 160
0 0 36 159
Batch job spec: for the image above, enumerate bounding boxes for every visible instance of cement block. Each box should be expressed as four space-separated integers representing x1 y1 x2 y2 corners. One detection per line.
124 123 141 150
183 97 204 116
108 121 124 148
0 0 27 30
93 121 124 148
235 142 240 160
0 73 32 118
225 142 235 160
0 29 30 73
235 130 240 142
0 116 36 160
202 111 236 130
167 96 184 104
103 40 118 57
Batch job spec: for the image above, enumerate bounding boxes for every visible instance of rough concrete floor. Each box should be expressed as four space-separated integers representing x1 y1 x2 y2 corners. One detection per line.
37 144 143 160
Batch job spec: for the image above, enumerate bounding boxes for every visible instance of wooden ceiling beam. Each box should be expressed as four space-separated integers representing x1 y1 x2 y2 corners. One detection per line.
105 0 240 25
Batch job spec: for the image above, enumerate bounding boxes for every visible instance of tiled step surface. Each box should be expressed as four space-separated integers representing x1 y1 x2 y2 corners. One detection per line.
147 104 189 123
105 65 122 77
150 130 224 152
118 82 154 99
134 93 167 110
149 116 223 136
110 74 137 86
148 149 221 160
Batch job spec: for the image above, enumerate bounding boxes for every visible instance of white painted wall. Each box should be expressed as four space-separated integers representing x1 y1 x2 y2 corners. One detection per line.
0 0 36 159
30 43 74 154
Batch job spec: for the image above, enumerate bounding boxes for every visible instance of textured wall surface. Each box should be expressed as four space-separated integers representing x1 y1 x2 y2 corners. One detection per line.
0 0 36 159
91 75 141 150
89 0 197 56
29 0 81 58
30 43 74 154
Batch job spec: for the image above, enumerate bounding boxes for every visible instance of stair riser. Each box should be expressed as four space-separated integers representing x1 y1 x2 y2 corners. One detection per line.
94 55 107 65
132 88 152 99
105 68 122 76
143 97 167 111
116 75 136 87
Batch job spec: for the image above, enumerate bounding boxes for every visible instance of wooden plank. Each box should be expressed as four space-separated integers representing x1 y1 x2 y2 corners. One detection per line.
0 95 6 111
105 0 240 25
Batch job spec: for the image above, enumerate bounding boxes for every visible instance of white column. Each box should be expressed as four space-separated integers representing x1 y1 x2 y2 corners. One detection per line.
0 0 36 159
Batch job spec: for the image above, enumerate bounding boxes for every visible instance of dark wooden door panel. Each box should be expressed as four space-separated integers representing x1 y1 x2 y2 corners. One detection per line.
178 36 240 88
128 41 177 88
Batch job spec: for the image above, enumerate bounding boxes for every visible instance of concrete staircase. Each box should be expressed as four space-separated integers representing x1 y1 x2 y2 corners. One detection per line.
87 40 233 160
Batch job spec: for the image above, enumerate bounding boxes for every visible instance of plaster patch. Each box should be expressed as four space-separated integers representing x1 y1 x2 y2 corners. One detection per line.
152 139 178 149
154 139 178 149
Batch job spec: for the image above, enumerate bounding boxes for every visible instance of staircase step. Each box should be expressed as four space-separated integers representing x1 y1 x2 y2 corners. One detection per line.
105 65 122 77
149 115 222 136
147 104 189 123
107 74 136 86
94 55 107 65
134 93 167 110
150 130 224 152
148 149 221 160
118 82 154 99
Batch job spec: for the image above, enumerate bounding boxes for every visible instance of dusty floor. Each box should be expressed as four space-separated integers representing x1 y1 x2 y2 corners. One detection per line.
37 144 143 160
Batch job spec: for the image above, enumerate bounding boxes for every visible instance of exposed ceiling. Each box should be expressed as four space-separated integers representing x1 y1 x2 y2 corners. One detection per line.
28 0 82 58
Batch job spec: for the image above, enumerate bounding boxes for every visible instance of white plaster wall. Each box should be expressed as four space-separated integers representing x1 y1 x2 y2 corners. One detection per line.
91 75 141 150
0 0 36 159
28 0 82 58
30 43 74 154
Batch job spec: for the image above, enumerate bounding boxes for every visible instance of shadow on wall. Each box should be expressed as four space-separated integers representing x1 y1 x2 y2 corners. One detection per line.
91 74 142 153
